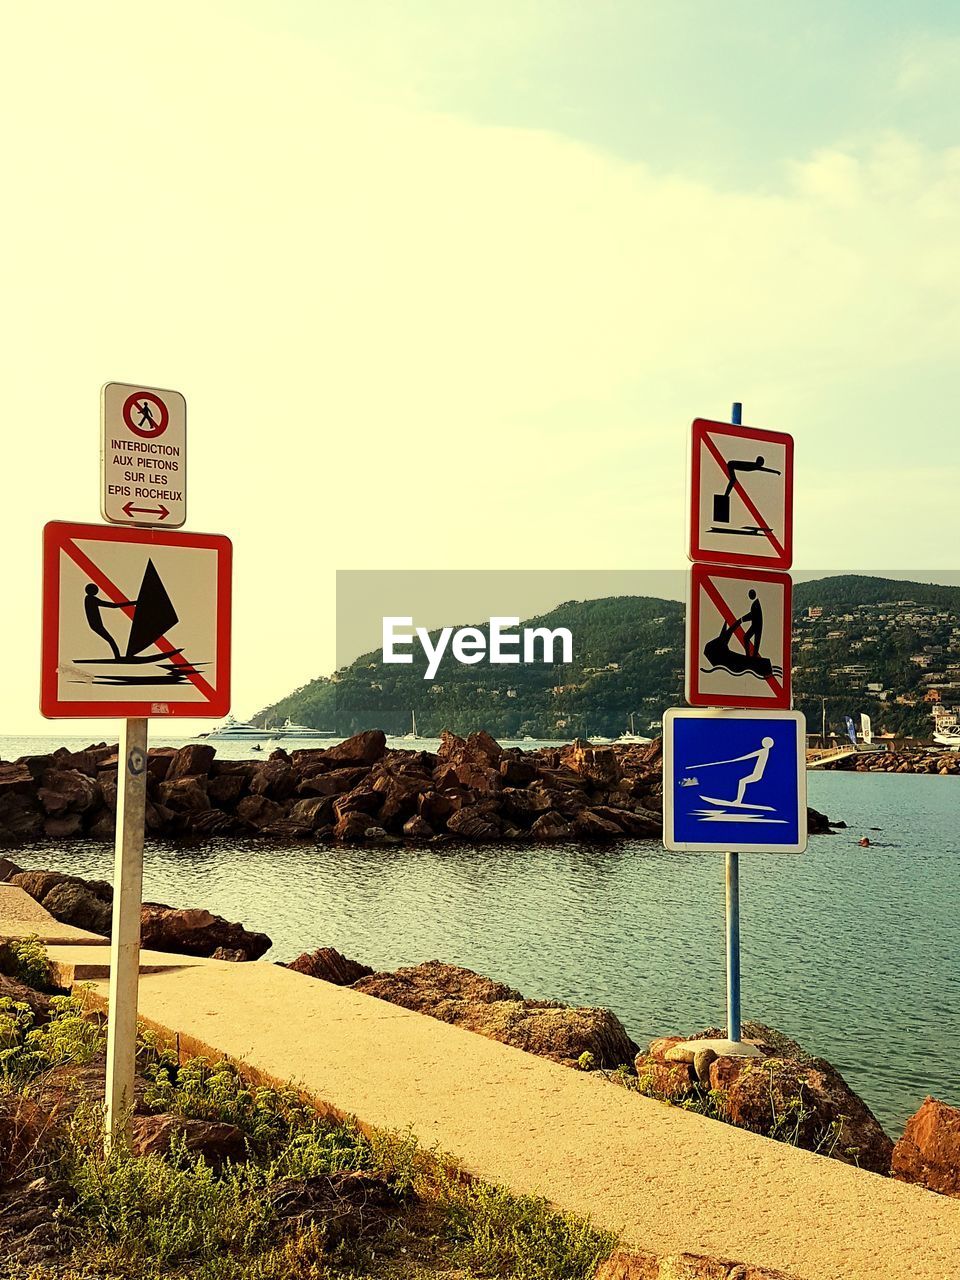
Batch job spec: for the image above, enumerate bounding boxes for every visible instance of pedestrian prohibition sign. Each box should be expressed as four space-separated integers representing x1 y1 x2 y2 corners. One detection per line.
688 418 793 569
41 521 231 718
686 563 792 709
662 708 807 853
100 382 187 529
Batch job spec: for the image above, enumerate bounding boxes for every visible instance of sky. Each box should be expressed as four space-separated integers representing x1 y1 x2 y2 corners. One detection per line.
3 1 960 735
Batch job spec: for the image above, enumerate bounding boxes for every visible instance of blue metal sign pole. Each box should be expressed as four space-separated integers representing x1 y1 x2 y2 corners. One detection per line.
726 400 743 1043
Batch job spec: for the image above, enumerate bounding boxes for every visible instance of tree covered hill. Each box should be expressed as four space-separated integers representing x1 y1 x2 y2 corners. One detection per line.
254 576 960 740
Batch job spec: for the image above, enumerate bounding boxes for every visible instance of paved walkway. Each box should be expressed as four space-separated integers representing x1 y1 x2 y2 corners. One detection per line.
6 903 960 1279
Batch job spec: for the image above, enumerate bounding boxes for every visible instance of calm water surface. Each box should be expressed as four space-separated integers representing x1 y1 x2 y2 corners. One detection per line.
3 736 958 1133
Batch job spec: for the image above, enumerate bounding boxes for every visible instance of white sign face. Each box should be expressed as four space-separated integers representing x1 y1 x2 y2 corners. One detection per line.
101 383 186 528
688 418 793 570
685 564 792 710
41 522 231 718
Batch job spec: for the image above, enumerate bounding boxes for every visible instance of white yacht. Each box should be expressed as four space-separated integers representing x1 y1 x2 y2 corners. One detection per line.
204 716 276 741
274 717 336 740
932 709 960 750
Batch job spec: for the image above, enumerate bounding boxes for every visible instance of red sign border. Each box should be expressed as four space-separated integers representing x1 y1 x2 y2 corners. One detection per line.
41 521 232 719
686 563 792 710
689 418 794 569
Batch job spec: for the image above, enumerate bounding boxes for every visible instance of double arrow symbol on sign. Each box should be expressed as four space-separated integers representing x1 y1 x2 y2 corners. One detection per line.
122 502 170 521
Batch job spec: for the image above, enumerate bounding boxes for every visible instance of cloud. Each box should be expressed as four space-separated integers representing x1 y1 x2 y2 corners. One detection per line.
2 4 959 731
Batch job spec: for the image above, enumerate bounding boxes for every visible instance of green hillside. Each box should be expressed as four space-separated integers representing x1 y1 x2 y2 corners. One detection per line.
254 576 960 740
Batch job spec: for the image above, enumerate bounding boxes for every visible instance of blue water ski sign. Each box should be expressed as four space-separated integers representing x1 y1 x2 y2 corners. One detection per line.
662 708 807 853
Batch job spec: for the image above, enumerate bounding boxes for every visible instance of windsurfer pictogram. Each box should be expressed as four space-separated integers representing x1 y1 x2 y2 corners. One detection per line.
74 560 203 686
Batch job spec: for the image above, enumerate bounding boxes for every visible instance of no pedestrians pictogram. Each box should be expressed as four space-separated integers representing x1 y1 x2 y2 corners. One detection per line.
123 391 169 439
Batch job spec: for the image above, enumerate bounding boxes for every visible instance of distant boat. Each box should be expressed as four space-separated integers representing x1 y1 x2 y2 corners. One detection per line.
615 713 652 745
206 716 276 741
399 710 420 741
588 736 613 745
274 717 336 740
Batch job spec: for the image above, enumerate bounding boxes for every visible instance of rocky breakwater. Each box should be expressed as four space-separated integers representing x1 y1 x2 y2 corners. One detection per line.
0 863 270 961
0 731 838 845
823 748 960 776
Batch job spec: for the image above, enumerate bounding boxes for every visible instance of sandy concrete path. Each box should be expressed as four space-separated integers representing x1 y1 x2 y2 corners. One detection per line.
52 955 957 1280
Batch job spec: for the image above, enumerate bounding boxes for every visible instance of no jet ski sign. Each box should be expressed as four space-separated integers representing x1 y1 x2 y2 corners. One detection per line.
101 383 186 528
688 418 793 570
41 522 231 718
662 708 807 853
686 564 792 710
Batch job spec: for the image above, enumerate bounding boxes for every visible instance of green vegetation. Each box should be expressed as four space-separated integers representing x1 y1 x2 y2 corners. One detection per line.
1 956 616 1280
255 575 960 740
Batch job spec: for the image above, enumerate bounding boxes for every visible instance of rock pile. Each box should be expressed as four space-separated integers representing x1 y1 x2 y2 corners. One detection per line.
822 749 960 775
0 731 839 846
633 1021 894 1174
285 952 639 1069
0 862 271 961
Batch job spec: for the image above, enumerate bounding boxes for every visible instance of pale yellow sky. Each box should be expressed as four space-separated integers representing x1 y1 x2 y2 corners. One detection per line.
3 3 959 735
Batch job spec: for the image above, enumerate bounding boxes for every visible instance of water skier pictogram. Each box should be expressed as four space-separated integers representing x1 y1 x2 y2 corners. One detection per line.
683 736 776 811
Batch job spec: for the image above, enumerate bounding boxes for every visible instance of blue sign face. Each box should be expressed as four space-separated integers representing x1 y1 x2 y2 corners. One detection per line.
664 710 806 852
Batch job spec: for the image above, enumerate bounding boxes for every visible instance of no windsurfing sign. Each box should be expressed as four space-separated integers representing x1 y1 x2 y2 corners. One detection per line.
40 521 231 718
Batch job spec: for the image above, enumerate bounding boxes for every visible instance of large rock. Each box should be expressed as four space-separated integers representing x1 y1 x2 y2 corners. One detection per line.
166 743 217 780
446 806 502 840
10 870 68 901
0 793 43 843
531 811 574 841
635 1022 893 1173
594 1249 802 1279
249 761 298 801
297 767 370 798
36 769 102 817
562 741 621 787
156 777 210 814
287 947 374 985
0 972 53 1022
354 961 637 1068
140 904 271 960
892 1097 960 1197
130 1114 246 1166
318 730 386 768
40 880 112 935
236 794 286 830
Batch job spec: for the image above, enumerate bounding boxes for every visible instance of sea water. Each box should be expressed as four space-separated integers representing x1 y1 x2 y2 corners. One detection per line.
2 735 957 1134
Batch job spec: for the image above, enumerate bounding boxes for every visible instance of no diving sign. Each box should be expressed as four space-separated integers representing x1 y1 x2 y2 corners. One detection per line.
101 383 186 528
688 418 793 569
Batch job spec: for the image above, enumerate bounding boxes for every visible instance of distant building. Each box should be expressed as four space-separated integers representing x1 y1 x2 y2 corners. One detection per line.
807 606 823 619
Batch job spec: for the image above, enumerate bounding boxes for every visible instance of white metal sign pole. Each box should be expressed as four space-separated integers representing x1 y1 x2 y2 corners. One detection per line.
104 717 148 1149
726 400 743 1044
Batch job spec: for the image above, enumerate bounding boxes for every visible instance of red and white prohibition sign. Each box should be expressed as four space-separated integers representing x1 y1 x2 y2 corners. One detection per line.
689 418 794 570
686 563 792 710
41 522 231 719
